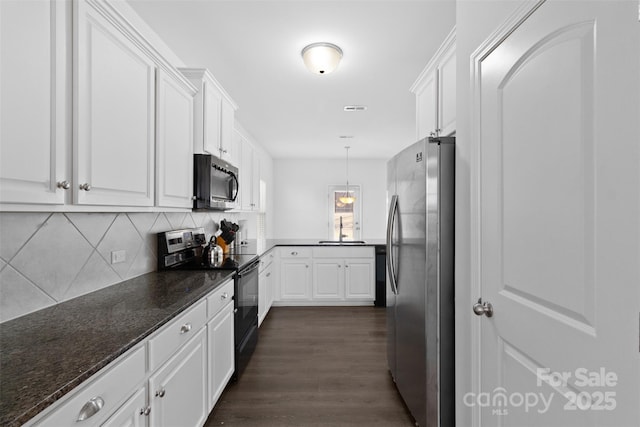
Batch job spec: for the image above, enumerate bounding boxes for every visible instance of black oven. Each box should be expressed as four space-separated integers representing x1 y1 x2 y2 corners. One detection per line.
234 258 260 380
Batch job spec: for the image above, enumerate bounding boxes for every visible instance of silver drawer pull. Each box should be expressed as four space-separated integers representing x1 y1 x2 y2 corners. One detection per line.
77 396 104 421
266 272 271 277
221 292 228 300
291 251 298 256
156 388 166 398
140 406 151 416
180 323 192 334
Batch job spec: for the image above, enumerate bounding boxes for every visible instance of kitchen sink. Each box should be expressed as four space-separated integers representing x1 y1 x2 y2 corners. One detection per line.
318 240 367 245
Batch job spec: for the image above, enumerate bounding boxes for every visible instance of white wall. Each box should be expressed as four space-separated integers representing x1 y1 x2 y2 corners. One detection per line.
454 1 522 425
273 158 388 240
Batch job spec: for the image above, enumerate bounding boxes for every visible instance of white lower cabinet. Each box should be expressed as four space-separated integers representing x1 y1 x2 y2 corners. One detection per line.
28 280 236 427
101 387 147 427
344 259 375 300
207 304 234 411
205 278 235 412
312 259 344 300
30 347 146 426
275 246 375 305
258 251 274 326
148 328 207 427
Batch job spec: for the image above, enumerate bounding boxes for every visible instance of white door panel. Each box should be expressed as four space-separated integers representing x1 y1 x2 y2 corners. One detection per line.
473 1 639 425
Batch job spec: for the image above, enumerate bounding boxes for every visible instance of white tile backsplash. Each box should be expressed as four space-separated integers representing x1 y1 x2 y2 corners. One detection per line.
0 212 50 261
11 214 94 301
0 211 249 323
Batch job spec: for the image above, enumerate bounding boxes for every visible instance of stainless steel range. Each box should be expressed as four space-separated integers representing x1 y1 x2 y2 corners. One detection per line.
157 228 259 381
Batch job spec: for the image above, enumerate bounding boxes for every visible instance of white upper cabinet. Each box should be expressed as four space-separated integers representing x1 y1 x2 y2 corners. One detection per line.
0 0 70 205
411 28 456 139
74 0 157 206
179 68 238 164
156 69 196 208
236 128 261 212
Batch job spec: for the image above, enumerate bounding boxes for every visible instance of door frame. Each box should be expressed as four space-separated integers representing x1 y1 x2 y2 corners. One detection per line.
466 1 546 425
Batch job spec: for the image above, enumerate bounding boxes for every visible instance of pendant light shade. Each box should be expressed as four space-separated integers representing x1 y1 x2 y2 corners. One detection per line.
339 146 355 204
301 42 343 75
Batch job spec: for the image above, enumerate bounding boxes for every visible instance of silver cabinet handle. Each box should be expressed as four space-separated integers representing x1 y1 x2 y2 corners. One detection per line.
266 272 271 277
79 183 91 191
473 298 494 317
155 388 166 398
291 251 298 256
221 292 229 300
180 323 192 334
140 406 151 416
57 180 70 190
305 264 309 268
338 264 341 268
345 265 349 268
77 396 104 421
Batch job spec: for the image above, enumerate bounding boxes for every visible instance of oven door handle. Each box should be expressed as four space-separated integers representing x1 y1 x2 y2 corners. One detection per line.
237 260 260 277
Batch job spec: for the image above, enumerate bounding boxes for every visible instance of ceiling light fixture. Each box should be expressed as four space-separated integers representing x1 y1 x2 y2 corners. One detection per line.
301 42 343 75
339 146 356 204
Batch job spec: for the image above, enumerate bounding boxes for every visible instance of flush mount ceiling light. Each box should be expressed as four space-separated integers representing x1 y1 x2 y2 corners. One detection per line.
301 42 343 75
339 146 356 204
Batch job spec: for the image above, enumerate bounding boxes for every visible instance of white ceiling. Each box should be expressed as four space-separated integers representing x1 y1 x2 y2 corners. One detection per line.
128 0 456 159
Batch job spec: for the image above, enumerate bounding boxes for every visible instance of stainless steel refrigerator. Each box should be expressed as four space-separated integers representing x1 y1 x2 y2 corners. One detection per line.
386 136 455 427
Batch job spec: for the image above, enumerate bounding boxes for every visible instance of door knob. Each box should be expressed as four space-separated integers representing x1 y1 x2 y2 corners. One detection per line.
473 298 493 317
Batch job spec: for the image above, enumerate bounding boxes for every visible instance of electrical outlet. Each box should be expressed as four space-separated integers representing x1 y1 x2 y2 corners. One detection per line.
111 250 126 264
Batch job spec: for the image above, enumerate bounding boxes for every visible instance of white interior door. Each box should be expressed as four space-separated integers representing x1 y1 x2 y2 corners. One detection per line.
472 1 639 426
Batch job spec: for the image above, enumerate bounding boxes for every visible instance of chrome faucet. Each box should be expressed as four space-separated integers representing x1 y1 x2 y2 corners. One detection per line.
339 216 346 242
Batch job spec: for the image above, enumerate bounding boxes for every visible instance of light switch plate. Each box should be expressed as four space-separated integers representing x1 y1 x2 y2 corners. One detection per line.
111 250 126 264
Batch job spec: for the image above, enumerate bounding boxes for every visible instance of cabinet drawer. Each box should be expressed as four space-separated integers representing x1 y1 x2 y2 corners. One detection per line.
33 346 145 426
207 279 234 320
148 300 206 371
279 247 312 258
312 246 374 259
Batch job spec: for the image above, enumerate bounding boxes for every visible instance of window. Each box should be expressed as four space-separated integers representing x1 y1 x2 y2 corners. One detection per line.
328 185 361 240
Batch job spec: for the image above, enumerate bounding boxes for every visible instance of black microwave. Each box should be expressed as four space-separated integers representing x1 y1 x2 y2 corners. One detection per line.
193 154 239 210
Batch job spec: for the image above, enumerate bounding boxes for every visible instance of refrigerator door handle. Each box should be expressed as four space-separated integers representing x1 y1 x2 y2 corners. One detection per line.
386 194 399 295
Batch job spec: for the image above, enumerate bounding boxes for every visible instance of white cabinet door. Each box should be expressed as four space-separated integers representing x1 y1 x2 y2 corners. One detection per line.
220 98 235 163
148 328 207 427
101 387 147 427
344 259 374 300
202 78 222 156
0 0 69 205
312 259 343 300
437 43 456 137
280 260 311 300
207 303 234 411
74 0 156 206
416 71 438 140
239 137 254 211
156 69 194 208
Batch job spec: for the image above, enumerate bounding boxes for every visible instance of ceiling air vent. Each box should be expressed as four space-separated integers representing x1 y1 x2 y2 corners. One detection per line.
343 105 368 112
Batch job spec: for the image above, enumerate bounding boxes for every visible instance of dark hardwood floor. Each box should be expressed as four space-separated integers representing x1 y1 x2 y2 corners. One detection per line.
204 306 415 427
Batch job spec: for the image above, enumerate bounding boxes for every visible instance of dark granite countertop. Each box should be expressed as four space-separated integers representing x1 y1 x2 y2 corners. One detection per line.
0 269 234 427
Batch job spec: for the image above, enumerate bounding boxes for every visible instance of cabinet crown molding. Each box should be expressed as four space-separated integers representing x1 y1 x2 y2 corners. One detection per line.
410 26 456 94
179 67 238 110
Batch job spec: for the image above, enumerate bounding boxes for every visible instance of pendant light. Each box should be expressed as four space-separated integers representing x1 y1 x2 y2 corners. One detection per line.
301 42 343 75
339 146 356 204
